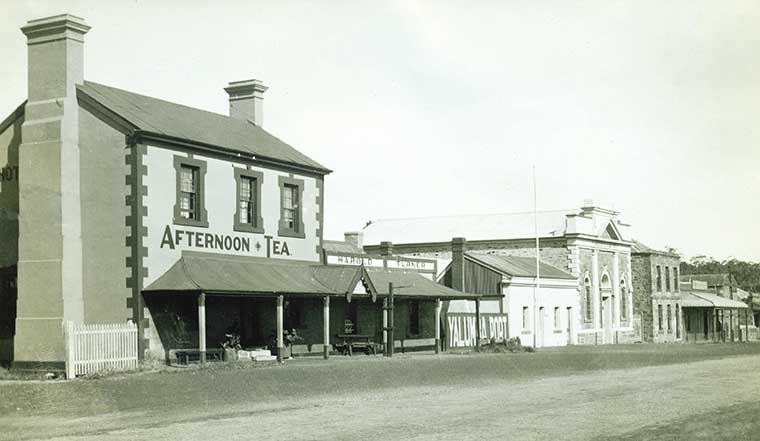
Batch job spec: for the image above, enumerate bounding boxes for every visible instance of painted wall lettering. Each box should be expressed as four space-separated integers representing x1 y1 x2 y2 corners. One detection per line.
0 166 18 182
160 225 251 252
445 314 509 347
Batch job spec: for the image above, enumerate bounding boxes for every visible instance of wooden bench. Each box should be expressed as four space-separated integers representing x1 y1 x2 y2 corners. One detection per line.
170 348 224 365
334 334 376 356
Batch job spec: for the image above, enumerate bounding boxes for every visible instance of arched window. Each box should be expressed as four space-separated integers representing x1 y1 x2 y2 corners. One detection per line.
584 276 593 322
620 278 628 319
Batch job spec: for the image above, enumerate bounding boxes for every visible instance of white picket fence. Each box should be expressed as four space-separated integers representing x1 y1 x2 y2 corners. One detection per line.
64 321 139 379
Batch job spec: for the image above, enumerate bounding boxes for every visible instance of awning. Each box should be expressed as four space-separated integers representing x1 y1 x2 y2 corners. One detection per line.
144 253 334 295
144 252 482 300
681 291 749 309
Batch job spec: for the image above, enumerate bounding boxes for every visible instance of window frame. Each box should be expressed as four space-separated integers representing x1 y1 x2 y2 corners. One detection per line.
620 278 628 319
658 304 664 332
233 168 265 234
553 306 561 330
584 276 593 323
655 265 662 292
665 266 671 292
278 176 306 239
674 267 679 292
173 155 208 228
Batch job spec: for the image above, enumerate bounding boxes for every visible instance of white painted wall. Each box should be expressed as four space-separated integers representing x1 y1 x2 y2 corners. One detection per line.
445 276 580 348
142 146 322 288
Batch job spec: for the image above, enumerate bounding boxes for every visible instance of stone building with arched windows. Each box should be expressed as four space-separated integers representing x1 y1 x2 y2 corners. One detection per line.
359 200 641 345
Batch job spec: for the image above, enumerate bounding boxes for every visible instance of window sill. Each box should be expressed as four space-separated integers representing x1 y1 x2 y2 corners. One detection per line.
553 329 563 334
278 228 306 239
173 217 209 228
520 330 532 335
234 224 265 235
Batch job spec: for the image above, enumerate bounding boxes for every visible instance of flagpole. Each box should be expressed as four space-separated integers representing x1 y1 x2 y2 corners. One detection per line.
533 165 540 348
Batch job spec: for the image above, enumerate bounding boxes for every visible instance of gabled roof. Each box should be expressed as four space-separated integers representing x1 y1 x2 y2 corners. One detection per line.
465 253 576 280
362 267 482 300
77 81 330 174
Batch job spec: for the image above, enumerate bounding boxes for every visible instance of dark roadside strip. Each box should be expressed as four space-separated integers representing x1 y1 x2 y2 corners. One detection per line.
1 343 760 421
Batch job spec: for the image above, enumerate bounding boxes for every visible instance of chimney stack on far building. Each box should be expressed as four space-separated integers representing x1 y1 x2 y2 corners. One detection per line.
344 231 364 252
224 79 268 126
451 237 467 292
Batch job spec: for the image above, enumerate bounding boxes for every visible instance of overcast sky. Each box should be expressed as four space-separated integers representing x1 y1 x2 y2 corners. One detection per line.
2 1 758 261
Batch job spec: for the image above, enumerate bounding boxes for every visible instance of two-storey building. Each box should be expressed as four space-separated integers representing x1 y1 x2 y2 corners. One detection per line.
1 14 478 369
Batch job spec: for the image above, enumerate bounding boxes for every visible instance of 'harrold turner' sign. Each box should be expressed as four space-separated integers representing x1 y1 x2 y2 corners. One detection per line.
159 225 292 257
446 313 508 347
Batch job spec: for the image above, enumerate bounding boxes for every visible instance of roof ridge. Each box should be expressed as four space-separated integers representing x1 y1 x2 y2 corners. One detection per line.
367 208 577 225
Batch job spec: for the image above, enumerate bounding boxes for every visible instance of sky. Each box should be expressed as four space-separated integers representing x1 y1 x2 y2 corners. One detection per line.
1 0 758 261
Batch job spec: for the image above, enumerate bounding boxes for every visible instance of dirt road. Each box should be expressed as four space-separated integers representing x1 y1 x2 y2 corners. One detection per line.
2 345 760 440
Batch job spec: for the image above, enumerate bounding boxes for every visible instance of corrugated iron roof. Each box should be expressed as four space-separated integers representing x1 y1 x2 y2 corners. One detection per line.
144 253 481 299
144 253 334 295
681 291 748 309
77 81 330 173
322 240 362 254
466 253 576 280
363 267 483 300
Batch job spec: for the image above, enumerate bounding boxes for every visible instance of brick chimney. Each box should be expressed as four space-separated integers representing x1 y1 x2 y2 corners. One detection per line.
451 237 467 291
344 231 363 252
224 79 268 126
378 241 394 257
15 14 89 363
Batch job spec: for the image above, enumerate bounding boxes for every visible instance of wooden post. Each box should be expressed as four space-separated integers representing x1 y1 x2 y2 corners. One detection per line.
323 296 330 359
276 295 284 362
745 309 750 343
475 298 481 352
729 309 734 342
435 298 442 354
198 292 206 364
388 283 394 357
382 298 388 356
711 309 716 342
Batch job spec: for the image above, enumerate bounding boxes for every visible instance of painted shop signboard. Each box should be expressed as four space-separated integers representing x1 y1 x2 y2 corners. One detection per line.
445 313 509 347
323 251 437 274
158 225 292 257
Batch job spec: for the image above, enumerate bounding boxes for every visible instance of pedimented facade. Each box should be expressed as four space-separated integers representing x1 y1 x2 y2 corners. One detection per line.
362 202 640 345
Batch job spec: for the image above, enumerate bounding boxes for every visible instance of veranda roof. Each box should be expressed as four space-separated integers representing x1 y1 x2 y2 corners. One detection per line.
681 291 749 309
144 252 481 300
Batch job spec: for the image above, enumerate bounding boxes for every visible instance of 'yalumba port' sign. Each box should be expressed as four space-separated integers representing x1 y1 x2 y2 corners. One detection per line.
445 313 509 347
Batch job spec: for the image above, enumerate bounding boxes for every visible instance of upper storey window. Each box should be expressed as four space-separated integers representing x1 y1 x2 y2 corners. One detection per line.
278 176 305 238
179 166 198 220
656 265 662 292
173 156 208 227
233 168 264 234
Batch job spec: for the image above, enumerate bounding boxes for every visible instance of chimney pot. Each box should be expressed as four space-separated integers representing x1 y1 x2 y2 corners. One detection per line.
224 79 268 126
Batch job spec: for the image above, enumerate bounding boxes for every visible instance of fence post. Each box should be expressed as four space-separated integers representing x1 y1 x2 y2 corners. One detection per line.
64 321 73 379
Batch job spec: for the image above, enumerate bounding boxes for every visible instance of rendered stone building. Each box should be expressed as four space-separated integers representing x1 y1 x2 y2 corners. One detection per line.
0 14 475 369
361 201 640 345
630 241 684 343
